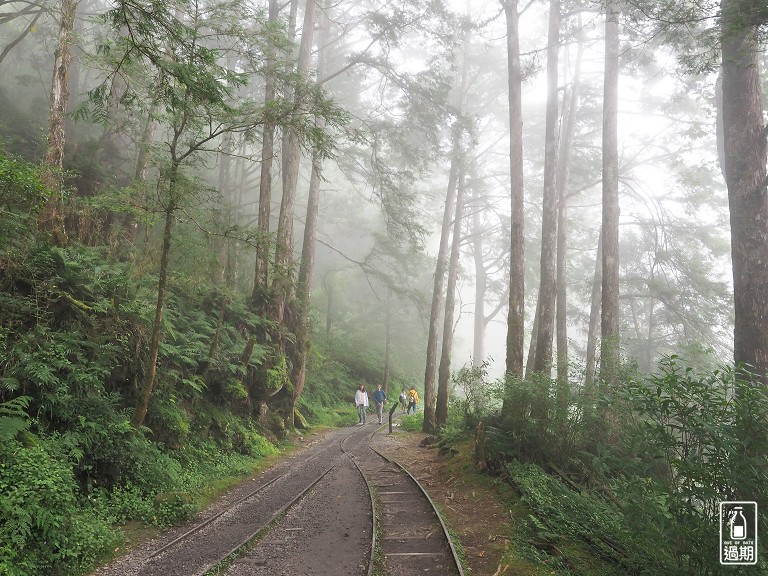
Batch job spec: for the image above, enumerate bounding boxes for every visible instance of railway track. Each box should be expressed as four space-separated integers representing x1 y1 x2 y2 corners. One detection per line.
349 422 464 576
91 416 463 576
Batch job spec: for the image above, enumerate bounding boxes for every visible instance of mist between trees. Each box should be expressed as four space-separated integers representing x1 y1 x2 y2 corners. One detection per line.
0 0 766 574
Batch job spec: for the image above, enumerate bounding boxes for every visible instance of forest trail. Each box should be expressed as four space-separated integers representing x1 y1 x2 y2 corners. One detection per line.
88 421 512 576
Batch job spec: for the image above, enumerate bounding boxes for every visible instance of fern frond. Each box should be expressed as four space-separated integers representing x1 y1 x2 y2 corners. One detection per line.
0 396 32 441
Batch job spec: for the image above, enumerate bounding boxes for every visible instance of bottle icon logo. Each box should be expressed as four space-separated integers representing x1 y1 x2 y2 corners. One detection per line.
730 507 747 540
720 501 758 565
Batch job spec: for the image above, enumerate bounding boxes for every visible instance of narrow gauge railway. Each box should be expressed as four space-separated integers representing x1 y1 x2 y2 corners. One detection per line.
91 416 463 576
351 424 464 576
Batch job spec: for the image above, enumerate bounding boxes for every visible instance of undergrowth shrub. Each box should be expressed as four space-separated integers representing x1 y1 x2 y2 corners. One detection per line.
609 358 768 575
0 152 47 248
444 356 768 575
400 412 423 432
0 438 119 576
507 461 654 575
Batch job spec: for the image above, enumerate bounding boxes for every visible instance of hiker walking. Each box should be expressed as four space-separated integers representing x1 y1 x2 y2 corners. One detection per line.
355 384 369 425
407 386 419 414
372 384 387 424
399 389 408 413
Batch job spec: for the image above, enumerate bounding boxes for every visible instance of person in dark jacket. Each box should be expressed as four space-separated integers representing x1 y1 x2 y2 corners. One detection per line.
372 384 387 424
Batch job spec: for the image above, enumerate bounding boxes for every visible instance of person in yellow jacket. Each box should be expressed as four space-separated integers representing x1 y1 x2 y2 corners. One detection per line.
407 386 419 414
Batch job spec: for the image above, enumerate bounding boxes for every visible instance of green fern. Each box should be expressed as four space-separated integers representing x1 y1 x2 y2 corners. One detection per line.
0 396 32 441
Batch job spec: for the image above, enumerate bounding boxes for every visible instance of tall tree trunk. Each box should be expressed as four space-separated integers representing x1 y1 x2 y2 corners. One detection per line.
270 0 317 326
383 289 392 393
584 233 602 397
721 0 768 381
600 1 621 387
227 137 249 289
531 0 561 375
524 300 540 380
555 27 582 414
471 175 486 363
423 128 462 433
131 106 158 246
502 0 525 380
290 0 329 427
251 0 280 306
322 271 335 337
40 0 77 245
214 131 233 285
133 161 180 429
436 168 466 428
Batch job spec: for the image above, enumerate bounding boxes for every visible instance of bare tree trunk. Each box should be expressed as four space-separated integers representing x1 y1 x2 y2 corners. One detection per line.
721 0 768 381
502 0 525 380
436 168 466 428
600 1 621 387
524 300 540 380
531 0 561 375
290 138 321 427
251 0 280 305
290 0 329 427
133 161 180 429
270 0 317 326
423 128 461 433
214 131 233 285
227 137 249 289
471 176 486 363
584 233 602 396
131 107 158 246
322 272 335 337
555 26 582 414
383 289 392 393
40 0 76 246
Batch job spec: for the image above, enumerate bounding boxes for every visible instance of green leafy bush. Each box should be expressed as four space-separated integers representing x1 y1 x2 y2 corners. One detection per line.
477 356 768 575
400 412 423 431
0 439 118 576
508 461 649 574
611 358 768 575
0 152 47 247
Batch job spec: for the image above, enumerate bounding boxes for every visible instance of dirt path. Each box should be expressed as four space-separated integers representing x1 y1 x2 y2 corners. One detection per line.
90 422 512 576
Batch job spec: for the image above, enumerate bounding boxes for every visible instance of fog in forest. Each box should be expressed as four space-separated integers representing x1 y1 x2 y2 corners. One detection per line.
0 0 755 395
4 0 768 573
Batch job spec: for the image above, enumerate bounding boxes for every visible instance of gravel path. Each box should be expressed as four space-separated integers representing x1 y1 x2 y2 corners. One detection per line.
90 419 461 576
224 455 372 576
90 427 364 576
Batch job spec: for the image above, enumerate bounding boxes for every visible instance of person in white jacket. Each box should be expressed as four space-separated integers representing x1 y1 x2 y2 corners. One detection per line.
355 384 369 425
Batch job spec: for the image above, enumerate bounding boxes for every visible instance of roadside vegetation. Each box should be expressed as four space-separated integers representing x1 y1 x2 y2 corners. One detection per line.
0 152 389 576
2 0 767 572
423 359 768 575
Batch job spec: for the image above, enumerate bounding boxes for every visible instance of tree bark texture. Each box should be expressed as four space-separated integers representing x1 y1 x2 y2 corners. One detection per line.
290 0 329 427
555 30 582 410
423 127 461 433
471 178 486 363
40 0 77 245
721 0 768 381
502 0 525 378
600 2 621 387
214 131 233 285
437 169 466 428
270 0 317 326
531 0 561 376
584 232 603 396
252 0 280 305
133 163 180 429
